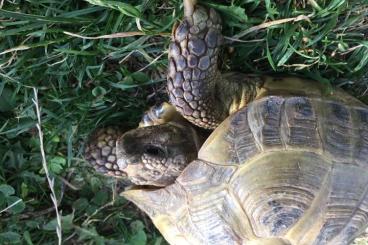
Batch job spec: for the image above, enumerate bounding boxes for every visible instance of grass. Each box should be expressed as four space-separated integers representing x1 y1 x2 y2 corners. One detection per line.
0 0 367 244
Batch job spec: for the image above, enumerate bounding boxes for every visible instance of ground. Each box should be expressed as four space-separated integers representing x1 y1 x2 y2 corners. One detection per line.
0 0 367 244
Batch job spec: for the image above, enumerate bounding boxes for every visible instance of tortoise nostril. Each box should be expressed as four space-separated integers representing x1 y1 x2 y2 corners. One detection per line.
144 145 165 157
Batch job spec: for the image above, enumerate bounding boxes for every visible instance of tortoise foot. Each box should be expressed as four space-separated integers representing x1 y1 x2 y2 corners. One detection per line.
139 102 182 127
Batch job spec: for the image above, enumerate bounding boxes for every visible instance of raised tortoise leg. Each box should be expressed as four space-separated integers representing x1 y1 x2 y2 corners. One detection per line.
167 1 262 129
167 2 224 129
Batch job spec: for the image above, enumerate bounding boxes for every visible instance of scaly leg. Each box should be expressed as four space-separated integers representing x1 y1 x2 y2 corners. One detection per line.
167 1 260 129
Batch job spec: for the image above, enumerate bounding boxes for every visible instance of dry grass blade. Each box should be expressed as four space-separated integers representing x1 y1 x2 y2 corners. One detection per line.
0 199 22 214
232 15 311 39
0 45 30 56
63 31 147 40
32 88 63 245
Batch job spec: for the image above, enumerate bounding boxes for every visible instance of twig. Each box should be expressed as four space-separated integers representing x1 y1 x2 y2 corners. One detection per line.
32 88 62 245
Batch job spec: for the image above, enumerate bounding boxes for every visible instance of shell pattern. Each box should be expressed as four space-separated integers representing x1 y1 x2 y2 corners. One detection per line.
127 96 368 245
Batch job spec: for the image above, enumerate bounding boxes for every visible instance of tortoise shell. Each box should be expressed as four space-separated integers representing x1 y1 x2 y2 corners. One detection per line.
124 95 368 245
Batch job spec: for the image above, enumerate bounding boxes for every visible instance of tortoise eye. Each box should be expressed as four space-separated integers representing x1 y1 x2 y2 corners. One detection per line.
144 145 166 158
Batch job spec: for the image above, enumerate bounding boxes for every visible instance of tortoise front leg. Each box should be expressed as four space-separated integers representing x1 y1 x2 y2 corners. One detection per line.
167 1 261 129
167 2 224 129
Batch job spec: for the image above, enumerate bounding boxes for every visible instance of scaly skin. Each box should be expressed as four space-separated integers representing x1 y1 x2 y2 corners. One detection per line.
116 121 200 186
167 3 262 129
85 104 182 180
84 103 204 186
84 126 126 177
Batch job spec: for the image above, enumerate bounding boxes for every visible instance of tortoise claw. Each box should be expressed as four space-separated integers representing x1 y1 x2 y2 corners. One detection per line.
184 0 198 17
138 102 182 128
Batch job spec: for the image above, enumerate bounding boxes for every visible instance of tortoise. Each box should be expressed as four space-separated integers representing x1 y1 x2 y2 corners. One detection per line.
84 0 368 244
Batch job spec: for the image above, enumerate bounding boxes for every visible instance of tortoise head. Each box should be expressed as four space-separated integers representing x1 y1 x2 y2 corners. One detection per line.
116 121 202 186
85 121 203 187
